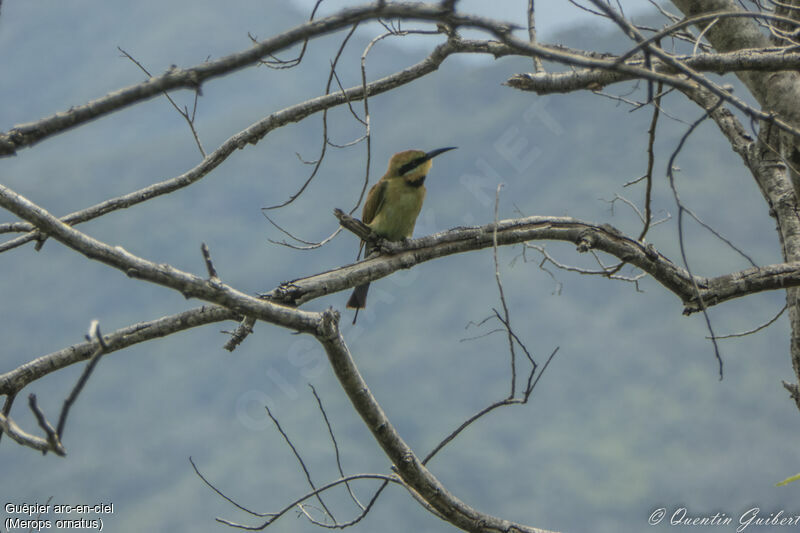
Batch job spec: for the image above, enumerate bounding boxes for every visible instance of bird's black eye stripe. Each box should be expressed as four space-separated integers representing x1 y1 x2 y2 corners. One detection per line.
398 156 428 175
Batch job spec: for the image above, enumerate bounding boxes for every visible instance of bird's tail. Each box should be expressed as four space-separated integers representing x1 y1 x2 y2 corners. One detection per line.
346 283 370 324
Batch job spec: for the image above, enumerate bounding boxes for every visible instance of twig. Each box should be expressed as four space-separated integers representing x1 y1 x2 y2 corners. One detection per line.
490 184 517 398
527 0 544 72
213 473 398 530
485 192 539 397
309 384 365 510
422 398 517 465
264 211 343 249
56 320 108 439
708 303 787 339
28 394 63 456
201 243 219 281
665 104 725 378
264 404 336 523
638 80 663 240
224 316 256 352
527 346 559 400
0 391 14 444
682 204 758 267
614 10 800 63
606 193 647 225
333 208 380 243
190 456 274 518
422 344 559 464
263 23 359 212
118 47 207 157
0 407 59 454
250 0 323 69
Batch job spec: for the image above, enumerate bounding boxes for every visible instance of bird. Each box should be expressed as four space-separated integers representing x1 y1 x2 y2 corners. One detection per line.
347 147 457 324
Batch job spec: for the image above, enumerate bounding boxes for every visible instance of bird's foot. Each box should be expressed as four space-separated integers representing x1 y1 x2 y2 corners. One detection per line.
377 237 411 255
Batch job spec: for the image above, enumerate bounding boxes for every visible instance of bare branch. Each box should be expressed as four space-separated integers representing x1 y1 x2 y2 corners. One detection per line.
9 2 756 159
0 404 61 455
0 36 469 254
490 184 517 398
665 104 725 377
314 309 558 533
250 0 324 70
0 392 14 444
27 394 64 456
0 3 457 155
263 23 360 212
213 473 399 530
638 80 662 240
201 243 220 281
118 47 207 157
507 48 800 92
6 204 800 396
190 456 273 518
0 184 322 334
527 0 544 72
1 306 236 396
309 384 365 511
56 321 108 438
708 303 787 339
264 404 336 523
422 397 521 466
615 10 800 63
223 316 257 352
335 209 800 313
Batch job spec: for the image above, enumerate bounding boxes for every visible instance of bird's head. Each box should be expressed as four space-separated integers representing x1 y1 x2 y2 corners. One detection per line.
387 147 457 182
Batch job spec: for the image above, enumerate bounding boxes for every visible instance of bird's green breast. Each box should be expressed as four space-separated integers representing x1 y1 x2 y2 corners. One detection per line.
368 178 426 241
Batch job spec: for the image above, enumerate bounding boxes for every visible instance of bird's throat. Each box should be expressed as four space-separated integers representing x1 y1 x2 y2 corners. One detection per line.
407 175 426 187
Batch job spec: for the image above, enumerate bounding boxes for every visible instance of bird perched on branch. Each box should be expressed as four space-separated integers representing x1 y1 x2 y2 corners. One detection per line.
347 147 457 324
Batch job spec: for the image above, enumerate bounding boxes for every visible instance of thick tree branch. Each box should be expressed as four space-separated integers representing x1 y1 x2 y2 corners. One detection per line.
0 36 478 253
277 210 696 306
508 48 800 95
0 2 455 156
0 2 697 158
671 1 800 175
680 85 754 160
6 204 800 399
0 306 235 396
670 0 790 105
0 407 62 455
293 209 800 313
671 0 800 409
0 184 321 333
681 59 800 408
313 309 557 533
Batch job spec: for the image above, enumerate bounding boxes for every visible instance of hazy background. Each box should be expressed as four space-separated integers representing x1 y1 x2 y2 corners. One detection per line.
1 1 798 532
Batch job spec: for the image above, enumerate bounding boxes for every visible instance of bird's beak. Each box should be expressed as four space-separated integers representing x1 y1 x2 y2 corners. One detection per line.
424 146 458 161
398 146 457 176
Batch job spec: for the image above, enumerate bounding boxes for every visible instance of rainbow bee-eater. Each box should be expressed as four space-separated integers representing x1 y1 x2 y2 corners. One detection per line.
347 147 457 324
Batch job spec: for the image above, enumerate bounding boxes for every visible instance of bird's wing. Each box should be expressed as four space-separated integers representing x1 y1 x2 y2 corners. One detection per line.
362 179 387 225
